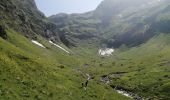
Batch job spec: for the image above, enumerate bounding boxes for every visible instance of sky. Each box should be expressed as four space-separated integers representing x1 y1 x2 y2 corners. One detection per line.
35 0 103 17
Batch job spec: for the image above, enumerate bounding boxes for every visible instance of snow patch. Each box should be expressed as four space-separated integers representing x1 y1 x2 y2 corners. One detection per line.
99 48 114 56
49 41 69 53
31 40 45 48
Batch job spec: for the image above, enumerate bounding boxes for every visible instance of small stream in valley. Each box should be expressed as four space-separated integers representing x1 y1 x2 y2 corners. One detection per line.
100 75 144 100
75 68 144 100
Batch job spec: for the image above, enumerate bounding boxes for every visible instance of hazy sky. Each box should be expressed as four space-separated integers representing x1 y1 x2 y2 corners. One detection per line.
35 0 103 16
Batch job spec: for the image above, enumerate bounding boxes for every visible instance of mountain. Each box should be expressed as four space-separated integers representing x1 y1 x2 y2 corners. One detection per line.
49 12 101 47
49 0 168 48
0 0 59 42
94 0 161 23
0 0 170 100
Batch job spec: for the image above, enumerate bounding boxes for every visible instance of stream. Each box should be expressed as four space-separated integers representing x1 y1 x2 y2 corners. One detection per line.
100 76 144 100
75 69 144 100
114 87 144 100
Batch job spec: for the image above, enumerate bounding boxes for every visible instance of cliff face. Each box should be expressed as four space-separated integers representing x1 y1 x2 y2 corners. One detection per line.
0 0 59 41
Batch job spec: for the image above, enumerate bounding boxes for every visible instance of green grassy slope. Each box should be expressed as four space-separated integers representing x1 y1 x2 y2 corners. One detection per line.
82 33 170 100
0 29 131 100
0 26 170 100
114 34 170 99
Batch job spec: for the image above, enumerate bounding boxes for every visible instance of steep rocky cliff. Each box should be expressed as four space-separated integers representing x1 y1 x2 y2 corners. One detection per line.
0 0 59 41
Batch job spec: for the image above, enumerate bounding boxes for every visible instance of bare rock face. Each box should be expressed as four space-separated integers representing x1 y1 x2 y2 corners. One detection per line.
0 0 59 42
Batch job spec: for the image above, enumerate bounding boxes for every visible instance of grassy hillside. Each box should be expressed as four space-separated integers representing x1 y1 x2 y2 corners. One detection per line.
1 29 169 100
81 34 170 100
114 34 170 99
0 29 132 100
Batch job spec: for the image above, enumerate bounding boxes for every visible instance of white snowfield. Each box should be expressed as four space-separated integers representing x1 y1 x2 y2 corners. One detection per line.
31 40 46 48
49 41 70 53
99 48 114 56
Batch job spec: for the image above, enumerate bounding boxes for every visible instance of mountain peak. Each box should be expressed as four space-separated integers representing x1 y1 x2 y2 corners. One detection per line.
94 0 163 23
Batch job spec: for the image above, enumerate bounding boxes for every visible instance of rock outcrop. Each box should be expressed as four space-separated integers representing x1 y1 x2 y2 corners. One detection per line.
0 0 59 42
